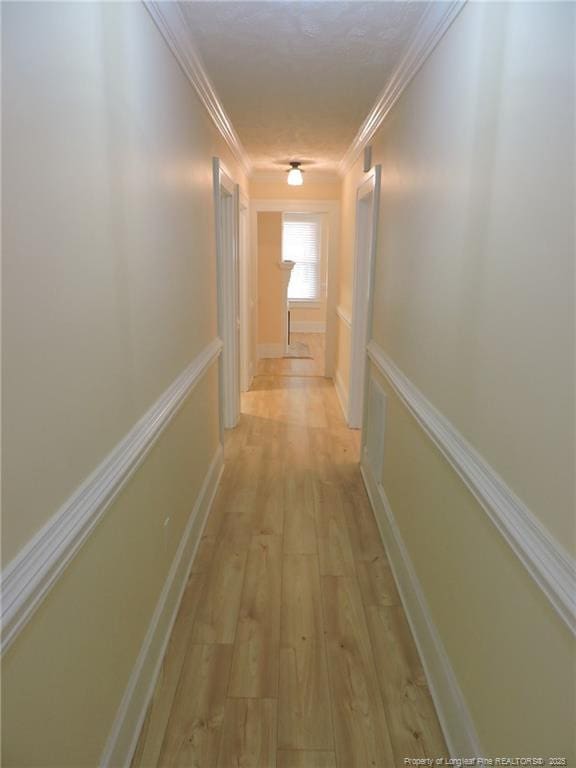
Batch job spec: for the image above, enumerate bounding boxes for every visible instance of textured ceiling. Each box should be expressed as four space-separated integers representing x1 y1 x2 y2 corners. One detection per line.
179 1 430 172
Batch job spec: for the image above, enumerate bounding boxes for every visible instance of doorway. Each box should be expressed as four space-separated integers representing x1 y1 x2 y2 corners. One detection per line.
251 199 340 379
348 165 381 429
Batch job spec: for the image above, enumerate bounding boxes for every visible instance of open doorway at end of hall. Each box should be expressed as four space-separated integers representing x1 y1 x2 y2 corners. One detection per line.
258 330 326 377
252 202 340 379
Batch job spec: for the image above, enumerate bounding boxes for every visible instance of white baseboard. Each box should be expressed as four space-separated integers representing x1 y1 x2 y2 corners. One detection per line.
101 444 224 768
290 320 326 333
360 456 482 758
257 343 283 359
334 369 349 423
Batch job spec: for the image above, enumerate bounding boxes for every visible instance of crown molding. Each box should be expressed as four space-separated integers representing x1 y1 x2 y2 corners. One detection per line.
339 0 467 176
145 0 465 183
0 337 223 654
144 0 466 182
144 1 252 177
366 339 576 636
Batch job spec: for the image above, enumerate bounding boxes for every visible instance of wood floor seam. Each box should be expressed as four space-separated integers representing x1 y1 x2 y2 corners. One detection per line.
313 545 339 766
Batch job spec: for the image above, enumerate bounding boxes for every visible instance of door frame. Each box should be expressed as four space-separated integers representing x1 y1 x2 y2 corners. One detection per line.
347 165 381 429
239 193 252 392
213 157 240 432
250 198 340 377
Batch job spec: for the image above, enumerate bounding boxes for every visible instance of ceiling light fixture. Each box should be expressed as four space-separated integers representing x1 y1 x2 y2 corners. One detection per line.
287 161 304 186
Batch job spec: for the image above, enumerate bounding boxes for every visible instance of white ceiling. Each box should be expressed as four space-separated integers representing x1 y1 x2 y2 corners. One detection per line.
179 1 430 173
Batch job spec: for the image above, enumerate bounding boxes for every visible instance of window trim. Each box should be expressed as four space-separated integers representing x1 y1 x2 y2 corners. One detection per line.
282 213 323 303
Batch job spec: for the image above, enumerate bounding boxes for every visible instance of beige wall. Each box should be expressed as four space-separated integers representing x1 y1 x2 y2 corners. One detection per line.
335 315 351 400
374 1 574 550
337 171 356 316
250 176 340 201
257 212 284 345
337 0 575 758
290 306 323 324
2 2 246 764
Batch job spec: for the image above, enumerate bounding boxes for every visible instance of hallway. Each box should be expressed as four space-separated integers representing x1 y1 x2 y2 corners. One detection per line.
132 372 445 767
3 2 574 765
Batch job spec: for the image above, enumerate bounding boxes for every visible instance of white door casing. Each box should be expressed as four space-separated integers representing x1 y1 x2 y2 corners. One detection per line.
213 157 240 431
278 260 295 354
348 165 381 430
239 195 252 392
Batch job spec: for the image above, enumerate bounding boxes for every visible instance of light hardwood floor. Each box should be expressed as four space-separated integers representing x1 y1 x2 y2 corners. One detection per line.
132 339 446 767
257 332 325 377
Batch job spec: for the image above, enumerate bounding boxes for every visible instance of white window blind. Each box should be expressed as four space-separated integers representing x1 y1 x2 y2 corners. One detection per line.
282 214 322 301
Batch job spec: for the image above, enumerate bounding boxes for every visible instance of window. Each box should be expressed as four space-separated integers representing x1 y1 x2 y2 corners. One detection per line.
282 213 322 302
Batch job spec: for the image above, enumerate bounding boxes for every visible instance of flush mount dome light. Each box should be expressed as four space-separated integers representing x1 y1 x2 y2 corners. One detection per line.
287 161 304 186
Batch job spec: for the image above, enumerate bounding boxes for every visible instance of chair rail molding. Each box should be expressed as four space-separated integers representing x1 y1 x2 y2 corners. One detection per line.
336 304 352 329
339 0 466 175
0 337 223 654
144 1 251 176
366 339 576 636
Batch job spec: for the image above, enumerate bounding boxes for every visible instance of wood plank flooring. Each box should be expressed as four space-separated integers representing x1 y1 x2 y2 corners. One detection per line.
132 336 446 767
257 332 325 377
